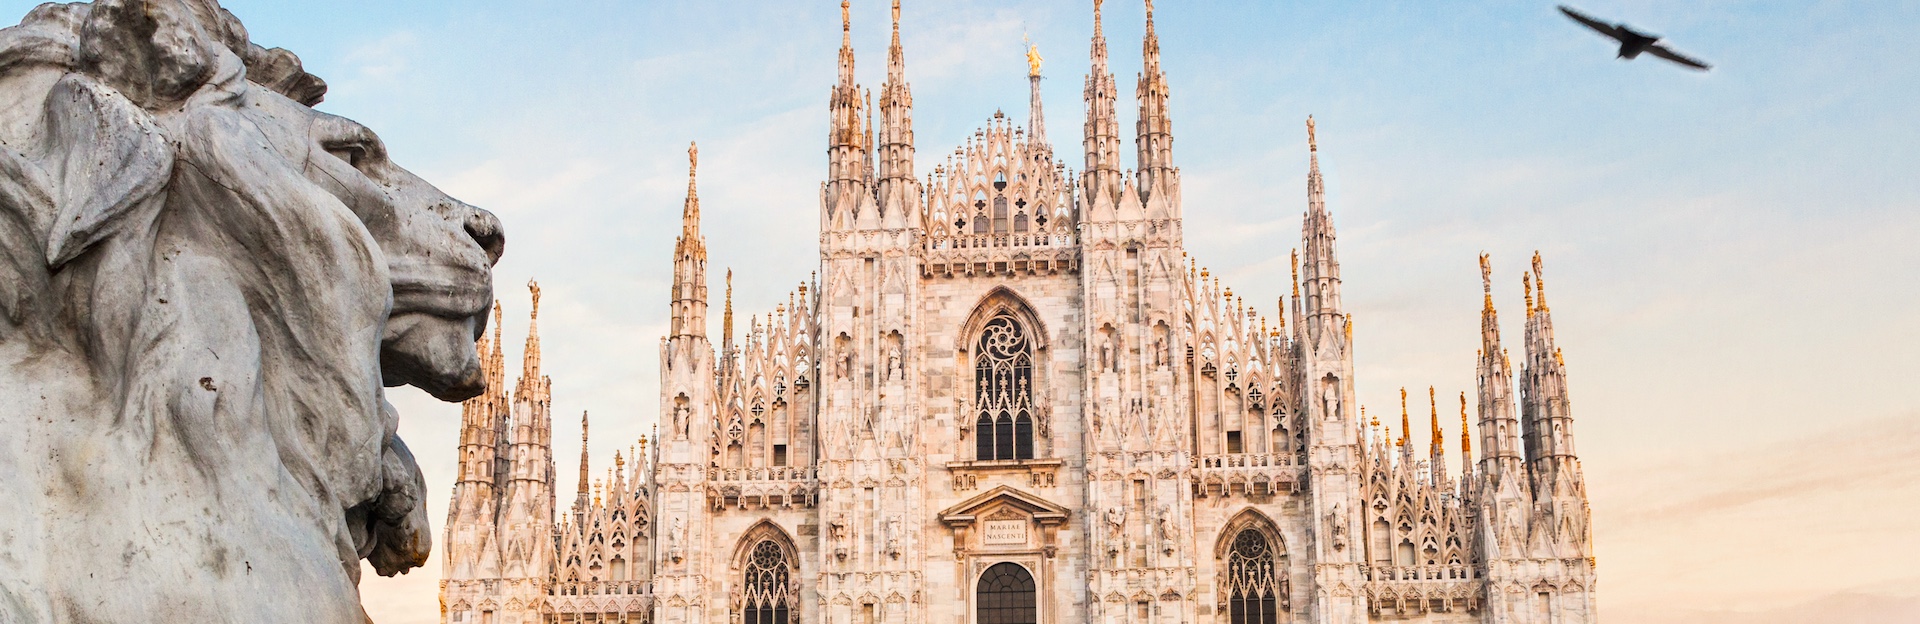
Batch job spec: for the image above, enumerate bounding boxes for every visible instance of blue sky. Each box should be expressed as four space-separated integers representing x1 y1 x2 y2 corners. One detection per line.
9 1 1916 621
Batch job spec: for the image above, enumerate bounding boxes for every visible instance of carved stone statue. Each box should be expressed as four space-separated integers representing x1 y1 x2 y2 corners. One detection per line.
830 513 850 561
1326 502 1349 552
885 515 903 559
672 402 691 439
1102 505 1127 558
668 517 687 564
1322 379 1342 420
1156 504 1177 556
0 1 502 621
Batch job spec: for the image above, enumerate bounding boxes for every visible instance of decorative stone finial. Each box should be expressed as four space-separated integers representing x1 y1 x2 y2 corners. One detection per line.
1290 249 1300 299
1429 386 1440 447
842 0 851 34
1399 387 1409 446
1460 391 1471 455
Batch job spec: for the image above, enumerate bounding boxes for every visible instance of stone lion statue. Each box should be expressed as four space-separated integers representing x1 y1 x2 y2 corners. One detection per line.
0 1 502 621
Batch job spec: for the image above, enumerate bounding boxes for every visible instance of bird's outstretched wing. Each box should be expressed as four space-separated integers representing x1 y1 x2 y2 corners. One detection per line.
1646 43 1712 70
1558 5 1625 41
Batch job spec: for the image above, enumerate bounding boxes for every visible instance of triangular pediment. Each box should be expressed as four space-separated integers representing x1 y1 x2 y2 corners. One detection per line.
937 485 1069 524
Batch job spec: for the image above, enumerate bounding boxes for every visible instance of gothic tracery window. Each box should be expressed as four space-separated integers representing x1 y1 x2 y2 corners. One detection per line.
1227 530 1282 624
974 314 1034 461
740 540 793 624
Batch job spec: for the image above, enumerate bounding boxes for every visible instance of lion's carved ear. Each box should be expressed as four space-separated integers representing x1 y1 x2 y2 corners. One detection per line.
41 75 172 269
76 0 220 111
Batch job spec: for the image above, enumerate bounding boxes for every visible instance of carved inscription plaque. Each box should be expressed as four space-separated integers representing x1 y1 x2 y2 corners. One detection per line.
983 519 1028 546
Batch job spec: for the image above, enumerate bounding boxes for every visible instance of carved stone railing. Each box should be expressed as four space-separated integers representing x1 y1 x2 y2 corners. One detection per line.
1192 453 1302 498
1364 564 1473 582
920 233 1080 278
923 232 1074 251
1358 568 1480 617
550 579 654 597
706 466 817 482
705 466 818 510
1197 453 1297 469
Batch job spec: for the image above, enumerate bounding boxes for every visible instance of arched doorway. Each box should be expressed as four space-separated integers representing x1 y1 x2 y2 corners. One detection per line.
976 562 1037 624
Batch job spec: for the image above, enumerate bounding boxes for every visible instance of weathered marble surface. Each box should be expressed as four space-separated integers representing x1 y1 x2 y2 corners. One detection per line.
0 1 502 621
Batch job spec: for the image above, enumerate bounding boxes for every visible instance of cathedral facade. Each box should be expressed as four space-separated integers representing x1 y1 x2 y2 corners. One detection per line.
437 2 1598 623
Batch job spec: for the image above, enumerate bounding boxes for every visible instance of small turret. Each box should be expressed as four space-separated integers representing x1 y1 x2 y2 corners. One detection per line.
825 0 869 230
574 411 590 517
876 0 918 229
1476 253 1525 480
1135 0 1177 205
1082 0 1123 209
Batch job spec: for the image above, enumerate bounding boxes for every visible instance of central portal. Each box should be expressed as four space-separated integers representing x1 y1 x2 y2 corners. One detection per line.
976 562 1038 624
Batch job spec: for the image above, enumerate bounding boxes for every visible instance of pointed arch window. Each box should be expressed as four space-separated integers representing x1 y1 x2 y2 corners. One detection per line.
974 314 1035 461
741 540 793 624
1227 530 1281 624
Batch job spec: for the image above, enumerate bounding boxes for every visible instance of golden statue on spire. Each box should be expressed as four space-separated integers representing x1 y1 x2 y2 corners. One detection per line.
1025 35 1043 77
528 279 541 319
1307 115 1317 152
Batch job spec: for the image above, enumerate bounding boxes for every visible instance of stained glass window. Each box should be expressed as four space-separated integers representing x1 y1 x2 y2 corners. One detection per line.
1227 530 1281 624
741 540 792 624
974 314 1034 460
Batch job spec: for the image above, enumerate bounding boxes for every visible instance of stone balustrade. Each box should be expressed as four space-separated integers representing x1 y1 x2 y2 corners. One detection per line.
1192 453 1302 498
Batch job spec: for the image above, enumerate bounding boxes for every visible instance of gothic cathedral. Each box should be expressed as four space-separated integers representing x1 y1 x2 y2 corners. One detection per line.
438 2 1599 623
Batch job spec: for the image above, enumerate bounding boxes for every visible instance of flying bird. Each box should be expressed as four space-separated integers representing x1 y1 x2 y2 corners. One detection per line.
1558 5 1712 71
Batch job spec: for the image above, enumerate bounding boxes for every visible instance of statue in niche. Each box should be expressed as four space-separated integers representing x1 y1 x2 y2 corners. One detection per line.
885 515 903 559
1156 504 1177 556
667 517 686 563
1321 379 1342 421
1098 332 1116 372
672 403 691 439
1326 502 1348 552
885 345 902 381
830 514 848 541
1152 333 1169 369
1102 505 1128 558
0 2 504 620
